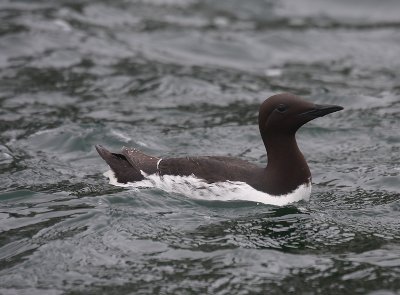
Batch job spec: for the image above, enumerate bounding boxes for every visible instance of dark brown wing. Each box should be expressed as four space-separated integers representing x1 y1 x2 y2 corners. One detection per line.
96 145 263 187
158 156 261 183
121 147 159 175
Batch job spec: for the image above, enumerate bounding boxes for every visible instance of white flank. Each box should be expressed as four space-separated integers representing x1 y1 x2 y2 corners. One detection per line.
103 170 311 206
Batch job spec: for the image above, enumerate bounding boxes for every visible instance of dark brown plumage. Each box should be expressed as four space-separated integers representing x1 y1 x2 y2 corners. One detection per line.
96 93 343 196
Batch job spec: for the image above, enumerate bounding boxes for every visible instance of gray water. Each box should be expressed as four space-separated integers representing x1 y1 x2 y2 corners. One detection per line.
1 0 400 294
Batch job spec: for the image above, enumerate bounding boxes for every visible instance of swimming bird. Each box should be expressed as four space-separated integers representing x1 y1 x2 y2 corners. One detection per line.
96 93 343 196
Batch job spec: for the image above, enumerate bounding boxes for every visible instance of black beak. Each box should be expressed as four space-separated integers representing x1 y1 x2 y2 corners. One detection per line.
299 104 344 119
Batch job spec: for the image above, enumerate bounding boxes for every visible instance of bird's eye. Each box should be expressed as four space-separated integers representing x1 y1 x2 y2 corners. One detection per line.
276 104 287 113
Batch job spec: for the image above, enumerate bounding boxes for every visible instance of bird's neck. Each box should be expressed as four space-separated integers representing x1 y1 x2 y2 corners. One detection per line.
264 134 300 164
263 133 311 195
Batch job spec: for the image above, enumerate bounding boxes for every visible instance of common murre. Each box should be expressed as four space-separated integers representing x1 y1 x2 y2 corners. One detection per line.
96 93 343 197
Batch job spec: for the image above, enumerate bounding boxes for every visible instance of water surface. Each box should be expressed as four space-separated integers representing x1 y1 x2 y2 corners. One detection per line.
0 0 399 294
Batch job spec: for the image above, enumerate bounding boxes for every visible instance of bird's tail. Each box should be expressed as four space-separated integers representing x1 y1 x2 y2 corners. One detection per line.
95 145 144 183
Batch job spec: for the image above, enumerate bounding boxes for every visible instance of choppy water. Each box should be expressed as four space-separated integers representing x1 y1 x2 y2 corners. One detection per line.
1 0 400 294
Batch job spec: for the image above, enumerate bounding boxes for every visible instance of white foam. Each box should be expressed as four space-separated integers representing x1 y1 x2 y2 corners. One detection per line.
103 170 311 206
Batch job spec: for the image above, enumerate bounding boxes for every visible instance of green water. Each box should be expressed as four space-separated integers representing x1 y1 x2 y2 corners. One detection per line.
0 0 399 294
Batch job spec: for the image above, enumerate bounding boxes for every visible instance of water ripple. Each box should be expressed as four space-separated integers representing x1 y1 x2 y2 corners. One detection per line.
1 0 400 293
